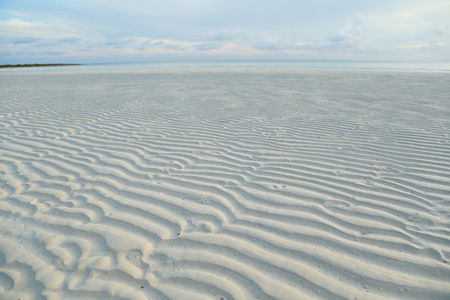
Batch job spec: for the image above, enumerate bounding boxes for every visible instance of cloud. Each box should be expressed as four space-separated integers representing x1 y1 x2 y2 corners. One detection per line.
59 37 81 44
195 43 223 51
327 13 365 48
76 48 93 52
205 30 233 41
106 36 135 45
41 51 66 55
34 42 58 48
0 51 12 58
252 37 314 51
249 13 369 57
432 29 444 37
253 38 294 51
13 37 40 45
164 44 185 50
134 46 146 52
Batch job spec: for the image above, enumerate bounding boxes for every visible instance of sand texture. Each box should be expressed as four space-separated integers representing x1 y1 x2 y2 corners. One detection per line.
1 68 449 299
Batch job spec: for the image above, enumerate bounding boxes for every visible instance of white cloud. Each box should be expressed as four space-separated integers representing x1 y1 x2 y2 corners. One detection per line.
327 13 365 48
251 14 366 54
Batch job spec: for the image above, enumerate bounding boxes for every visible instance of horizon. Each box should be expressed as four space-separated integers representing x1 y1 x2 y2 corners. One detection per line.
1 0 449 65
3 59 450 73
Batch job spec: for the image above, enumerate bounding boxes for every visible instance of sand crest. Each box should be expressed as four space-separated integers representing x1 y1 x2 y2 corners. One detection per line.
0 67 449 299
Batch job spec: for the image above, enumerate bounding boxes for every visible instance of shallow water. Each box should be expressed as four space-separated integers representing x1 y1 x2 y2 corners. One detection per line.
2 59 450 73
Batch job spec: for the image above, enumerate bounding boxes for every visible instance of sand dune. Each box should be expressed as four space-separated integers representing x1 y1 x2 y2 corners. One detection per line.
1 67 449 299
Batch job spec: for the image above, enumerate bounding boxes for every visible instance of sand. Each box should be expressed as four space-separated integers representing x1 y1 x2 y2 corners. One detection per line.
0 66 449 299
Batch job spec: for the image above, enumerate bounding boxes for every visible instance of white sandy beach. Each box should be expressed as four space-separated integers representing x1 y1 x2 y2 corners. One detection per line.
0 66 449 299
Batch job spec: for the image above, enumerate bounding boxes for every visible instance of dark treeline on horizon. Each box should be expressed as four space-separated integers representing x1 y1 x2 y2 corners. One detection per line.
0 63 81 69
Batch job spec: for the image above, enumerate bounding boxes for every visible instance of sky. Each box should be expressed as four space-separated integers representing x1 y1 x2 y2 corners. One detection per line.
0 0 449 64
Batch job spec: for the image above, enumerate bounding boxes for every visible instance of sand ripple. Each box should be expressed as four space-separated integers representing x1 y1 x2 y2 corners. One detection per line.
1 68 449 299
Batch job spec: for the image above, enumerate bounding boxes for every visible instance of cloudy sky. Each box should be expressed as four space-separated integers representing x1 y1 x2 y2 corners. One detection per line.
1 0 449 64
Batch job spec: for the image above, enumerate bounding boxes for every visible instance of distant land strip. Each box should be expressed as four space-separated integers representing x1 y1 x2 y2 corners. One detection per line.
0 63 81 69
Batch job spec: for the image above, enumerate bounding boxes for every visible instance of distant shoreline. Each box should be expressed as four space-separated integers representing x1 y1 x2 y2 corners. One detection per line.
0 63 81 69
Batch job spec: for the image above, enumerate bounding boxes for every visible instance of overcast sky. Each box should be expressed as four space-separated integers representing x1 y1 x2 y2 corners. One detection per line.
1 0 449 64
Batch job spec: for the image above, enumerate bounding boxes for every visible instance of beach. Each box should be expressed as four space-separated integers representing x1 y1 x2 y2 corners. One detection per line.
0 65 449 299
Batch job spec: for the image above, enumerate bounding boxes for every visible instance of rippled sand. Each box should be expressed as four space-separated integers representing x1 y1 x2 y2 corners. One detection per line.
1 67 449 299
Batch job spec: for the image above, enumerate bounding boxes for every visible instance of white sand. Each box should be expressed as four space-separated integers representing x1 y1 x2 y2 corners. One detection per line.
0 67 449 299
